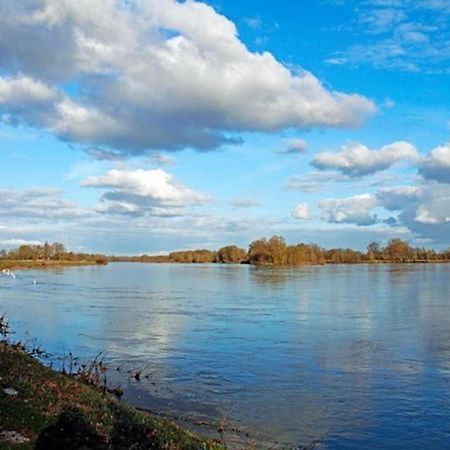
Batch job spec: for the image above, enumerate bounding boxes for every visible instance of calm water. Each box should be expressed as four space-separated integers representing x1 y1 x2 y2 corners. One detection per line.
1 263 449 448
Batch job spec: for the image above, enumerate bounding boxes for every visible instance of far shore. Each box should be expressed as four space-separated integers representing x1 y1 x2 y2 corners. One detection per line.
1 236 449 271
107 258 450 266
0 259 108 271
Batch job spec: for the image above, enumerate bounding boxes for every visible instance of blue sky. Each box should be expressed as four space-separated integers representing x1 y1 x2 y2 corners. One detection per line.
0 0 449 254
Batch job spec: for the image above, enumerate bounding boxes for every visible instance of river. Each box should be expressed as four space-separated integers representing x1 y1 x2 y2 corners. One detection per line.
1 263 449 449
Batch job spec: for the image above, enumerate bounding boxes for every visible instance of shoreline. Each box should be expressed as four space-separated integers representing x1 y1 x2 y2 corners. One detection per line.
0 341 224 450
107 259 450 266
0 260 107 271
0 334 279 450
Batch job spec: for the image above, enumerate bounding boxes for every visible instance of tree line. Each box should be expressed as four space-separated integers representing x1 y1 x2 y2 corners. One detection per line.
3 238 448 266
109 236 450 265
0 242 108 265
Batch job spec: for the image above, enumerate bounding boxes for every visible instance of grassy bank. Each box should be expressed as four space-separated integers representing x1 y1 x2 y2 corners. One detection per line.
0 343 223 450
0 260 106 271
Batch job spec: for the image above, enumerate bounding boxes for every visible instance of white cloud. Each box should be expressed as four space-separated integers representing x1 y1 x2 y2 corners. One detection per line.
319 194 378 225
325 0 450 72
292 203 310 220
0 76 59 128
0 0 375 155
312 169 450 245
0 76 56 105
376 181 450 244
415 205 442 224
419 143 450 183
81 168 208 217
377 186 420 210
0 187 85 221
278 138 309 154
359 7 406 34
311 141 418 176
0 75 121 143
379 182 450 225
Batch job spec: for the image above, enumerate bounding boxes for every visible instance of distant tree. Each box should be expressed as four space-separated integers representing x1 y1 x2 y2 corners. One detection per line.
267 236 287 265
16 245 36 260
43 241 52 260
326 248 363 264
52 243 66 260
216 245 246 263
247 238 271 265
367 242 382 261
383 239 415 262
169 249 216 263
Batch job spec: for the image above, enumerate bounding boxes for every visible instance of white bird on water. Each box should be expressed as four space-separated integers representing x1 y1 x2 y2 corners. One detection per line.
1 269 15 278
32 279 37 285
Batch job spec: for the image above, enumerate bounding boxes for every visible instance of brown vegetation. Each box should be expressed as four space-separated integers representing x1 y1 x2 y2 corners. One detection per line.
0 242 108 270
3 238 448 269
108 236 450 266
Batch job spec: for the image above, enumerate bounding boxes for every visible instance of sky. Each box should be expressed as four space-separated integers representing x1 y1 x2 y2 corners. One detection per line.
0 0 449 254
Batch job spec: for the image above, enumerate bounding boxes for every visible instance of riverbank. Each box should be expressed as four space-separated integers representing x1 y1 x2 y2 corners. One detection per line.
108 259 450 266
0 260 107 272
0 342 223 450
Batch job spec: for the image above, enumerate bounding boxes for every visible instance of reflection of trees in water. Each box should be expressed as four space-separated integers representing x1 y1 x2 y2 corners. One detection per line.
249 266 290 286
249 265 322 287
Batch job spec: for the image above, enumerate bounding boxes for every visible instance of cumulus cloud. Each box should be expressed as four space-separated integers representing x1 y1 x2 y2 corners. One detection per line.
311 141 418 176
419 143 450 183
81 168 208 217
376 185 420 210
0 0 375 155
317 179 450 245
378 183 450 230
319 171 450 246
292 139 450 241
319 194 378 225
292 203 310 220
376 182 450 245
0 76 59 128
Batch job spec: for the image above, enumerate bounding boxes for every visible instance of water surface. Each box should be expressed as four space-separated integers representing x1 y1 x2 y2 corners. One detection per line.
1 263 449 448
